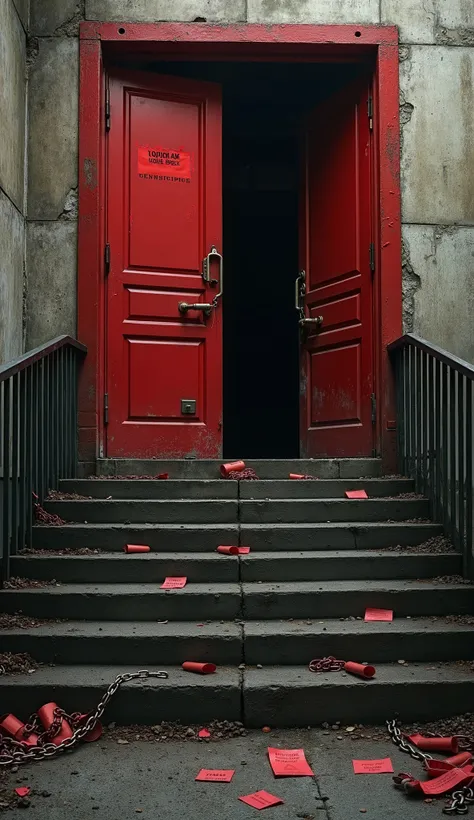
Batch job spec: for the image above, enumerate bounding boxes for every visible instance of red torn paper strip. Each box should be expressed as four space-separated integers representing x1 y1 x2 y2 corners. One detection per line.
15 787 31 798
364 608 393 622
268 747 313 777
195 769 235 782
353 758 394 774
161 577 187 589
239 790 284 810
345 490 368 499
420 767 474 795
198 728 211 738
238 547 251 555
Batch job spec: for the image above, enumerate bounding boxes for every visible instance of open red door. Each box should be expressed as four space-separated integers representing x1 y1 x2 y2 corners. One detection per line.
298 77 374 458
106 70 222 458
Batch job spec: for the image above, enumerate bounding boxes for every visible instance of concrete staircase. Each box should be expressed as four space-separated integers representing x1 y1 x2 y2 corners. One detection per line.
1 458 474 728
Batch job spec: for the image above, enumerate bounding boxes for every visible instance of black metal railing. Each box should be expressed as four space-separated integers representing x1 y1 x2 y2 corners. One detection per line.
1 336 86 583
389 334 473 578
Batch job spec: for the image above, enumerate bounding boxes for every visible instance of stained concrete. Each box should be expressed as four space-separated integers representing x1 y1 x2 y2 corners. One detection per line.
0 0 26 212
382 0 474 44
0 190 24 363
27 37 79 220
400 47 474 225
31 0 79 36
25 221 77 348
85 0 246 22
247 0 379 24
403 224 474 362
0 729 466 818
12 0 29 29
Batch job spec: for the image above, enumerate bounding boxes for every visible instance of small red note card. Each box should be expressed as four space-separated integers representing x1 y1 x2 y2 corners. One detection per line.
198 728 211 738
353 758 394 774
268 747 313 777
15 787 31 797
364 608 393 622
239 791 284 810
345 490 368 499
161 577 187 589
195 769 234 783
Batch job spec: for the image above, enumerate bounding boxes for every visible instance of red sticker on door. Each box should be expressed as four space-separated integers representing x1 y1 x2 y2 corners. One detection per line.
138 146 191 180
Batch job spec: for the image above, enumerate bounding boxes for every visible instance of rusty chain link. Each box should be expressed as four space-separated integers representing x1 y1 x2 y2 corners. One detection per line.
0 669 168 768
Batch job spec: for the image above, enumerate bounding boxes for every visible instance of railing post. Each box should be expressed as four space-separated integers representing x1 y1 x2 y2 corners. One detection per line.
1 379 11 584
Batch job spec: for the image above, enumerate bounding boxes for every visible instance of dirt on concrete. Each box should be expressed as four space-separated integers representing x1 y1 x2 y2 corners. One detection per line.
106 720 248 744
0 652 39 676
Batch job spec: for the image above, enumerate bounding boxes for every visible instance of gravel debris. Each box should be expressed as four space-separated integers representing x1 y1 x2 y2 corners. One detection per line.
0 652 39 676
90 475 168 480
0 613 61 630
415 575 473 585
3 577 58 589
20 547 101 556
385 493 426 500
382 535 455 554
107 720 247 743
47 490 91 500
323 712 474 742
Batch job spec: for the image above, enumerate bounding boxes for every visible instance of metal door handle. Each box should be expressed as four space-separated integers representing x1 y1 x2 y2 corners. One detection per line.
178 302 213 316
179 246 223 317
299 316 323 328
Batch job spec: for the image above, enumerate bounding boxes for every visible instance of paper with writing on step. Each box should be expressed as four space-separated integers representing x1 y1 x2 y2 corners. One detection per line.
353 758 394 774
364 608 393 622
268 747 313 777
238 790 284 810
160 577 187 589
195 769 235 782
345 489 368 499
420 767 474 795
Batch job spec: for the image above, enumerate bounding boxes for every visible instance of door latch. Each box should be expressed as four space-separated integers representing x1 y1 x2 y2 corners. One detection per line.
179 245 223 317
181 399 196 415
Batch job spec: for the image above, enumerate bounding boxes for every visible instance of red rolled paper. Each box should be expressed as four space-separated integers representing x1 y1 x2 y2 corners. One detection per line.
124 544 150 553
344 661 376 679
0 713 39 746
37 702 73 746
289 473 306 480
182 662 217 675
220 461 245 476
217 546 239 555
409 734 459 754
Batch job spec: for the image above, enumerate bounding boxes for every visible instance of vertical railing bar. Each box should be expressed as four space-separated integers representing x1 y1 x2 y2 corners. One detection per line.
427 355 435 516
395 353 403 475
72 350 78 476
408 346 415 480
434 359 442 522
449 368 457 547
421 351 428 497
37 360 45 502
25 366 34 550
458 375 466 574
442 365 450 533
59 348 66 477
65 348 72 475
2 379 11 584
10 373 20 557
18 370 28 553
401 348 407 475
415 347 422 490
465 379 473 579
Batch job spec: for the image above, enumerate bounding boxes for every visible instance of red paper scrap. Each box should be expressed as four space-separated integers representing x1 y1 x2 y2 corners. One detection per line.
268 747 313 777
198 728 211 738
364 608 393 622
195 769 235 782
238 547 251 555
158 473 169 479
353 758 394 774
161 577 187 589
239 790 284 810
420 767 473 795
345 490 368 499
15 787 31 798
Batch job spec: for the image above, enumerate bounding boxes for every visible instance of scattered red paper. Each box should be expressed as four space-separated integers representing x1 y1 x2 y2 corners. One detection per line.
353 758 394 774
345 490 368 499
239 790 284 810
268 747 313 777
195 769 235 782
238 547 251 554
161 577 187 589
364 608 393 622
198 728 211 738
15 787 31 797
420 767 473 795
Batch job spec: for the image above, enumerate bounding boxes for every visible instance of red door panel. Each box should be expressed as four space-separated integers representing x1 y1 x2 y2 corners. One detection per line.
106 70 222 458
299 77 374 458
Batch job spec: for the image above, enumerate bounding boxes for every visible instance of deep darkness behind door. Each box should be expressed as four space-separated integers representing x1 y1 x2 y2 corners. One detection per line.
299 77 374 457
106 70 222 458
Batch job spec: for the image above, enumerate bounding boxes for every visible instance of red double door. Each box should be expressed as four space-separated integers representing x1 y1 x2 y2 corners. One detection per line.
105 70 374 458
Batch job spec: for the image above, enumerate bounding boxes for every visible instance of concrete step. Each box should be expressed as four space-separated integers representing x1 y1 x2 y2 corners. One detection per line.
59 479 239 499
243 618 474 664
43 499 239 524
0 665 241 725
32 524 239 552
0 583 242 621
11 553 240 583
240 550 460 582
1 622 243 665
240 498 430 524
95 458 382 479
240 522 442 550
242 580 474 619
243 663 474 726
239 478 415 499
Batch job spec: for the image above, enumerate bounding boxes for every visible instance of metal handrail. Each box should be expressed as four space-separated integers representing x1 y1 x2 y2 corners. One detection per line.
1 336 86 583
389 333 473 578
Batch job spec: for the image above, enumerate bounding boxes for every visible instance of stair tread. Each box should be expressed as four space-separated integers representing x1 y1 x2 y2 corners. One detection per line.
0 665 240 688
242 580 469 591
13 549 456 560
244 618 474 635
0 583 239 595
244 662 474 686
0 621 241 637
33 521 439 530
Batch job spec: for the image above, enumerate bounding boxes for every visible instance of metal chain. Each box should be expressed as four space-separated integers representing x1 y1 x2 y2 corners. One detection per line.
308 656 346 673
0 669 168 768
386 719 433 763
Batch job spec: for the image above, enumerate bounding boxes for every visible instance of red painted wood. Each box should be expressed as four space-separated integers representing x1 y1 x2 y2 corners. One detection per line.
299 77 374 457
105 70 222 457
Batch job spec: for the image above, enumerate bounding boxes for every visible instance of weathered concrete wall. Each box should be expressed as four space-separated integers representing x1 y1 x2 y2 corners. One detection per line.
26 0 474 362
0 0 27 363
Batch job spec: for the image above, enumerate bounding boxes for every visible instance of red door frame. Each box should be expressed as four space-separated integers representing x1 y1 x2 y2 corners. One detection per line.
78 22 401 469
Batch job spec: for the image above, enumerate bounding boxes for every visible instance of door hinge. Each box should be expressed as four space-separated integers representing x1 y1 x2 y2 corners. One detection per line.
103 393 109 427
369 243 375 273
368 95 373 131
104 243 110 275
105 86 111 132
371 393 376 426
